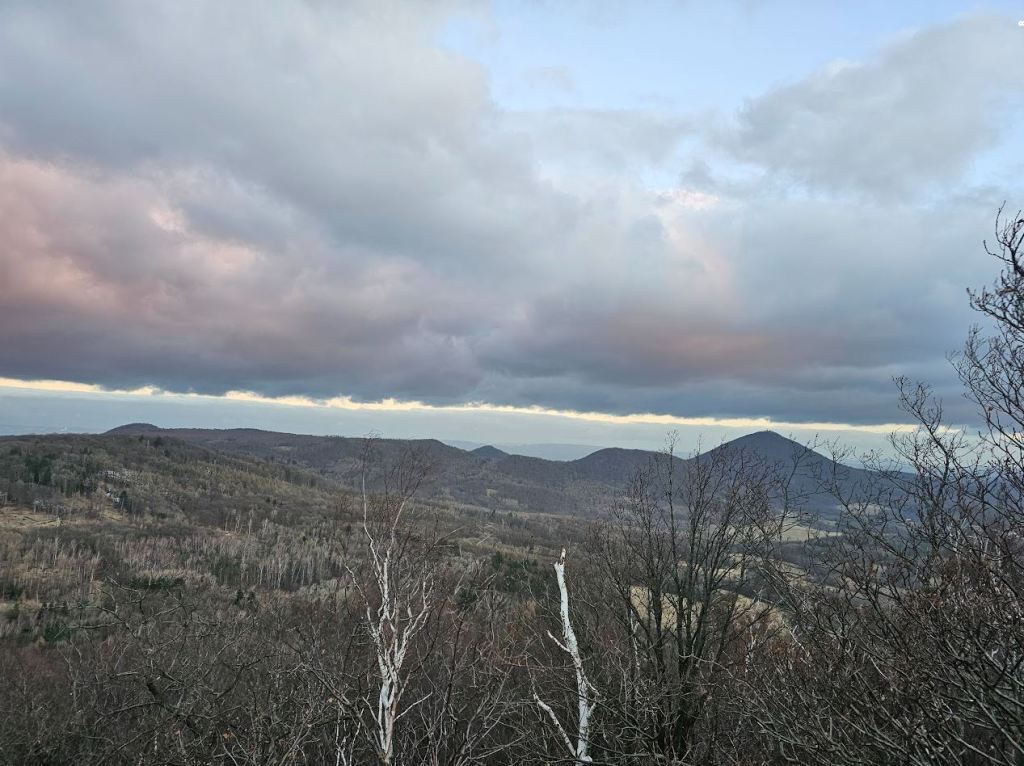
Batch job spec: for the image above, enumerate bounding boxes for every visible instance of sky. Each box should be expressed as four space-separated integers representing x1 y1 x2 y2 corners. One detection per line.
1 1 1023 456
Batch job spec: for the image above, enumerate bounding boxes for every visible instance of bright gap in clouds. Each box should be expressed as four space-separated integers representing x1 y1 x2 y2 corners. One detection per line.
0 377 919 459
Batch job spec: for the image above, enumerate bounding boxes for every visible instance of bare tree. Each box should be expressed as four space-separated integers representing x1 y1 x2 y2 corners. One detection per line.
352 440 438 765
412 566 519 766
589 434 799 763
746 207 1024 765
533 548 598 763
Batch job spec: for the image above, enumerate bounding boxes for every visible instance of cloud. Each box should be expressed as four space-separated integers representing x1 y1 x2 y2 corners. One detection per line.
508 108 694 174
0 3 1018 429
0 152 488 399
716 15 1024 197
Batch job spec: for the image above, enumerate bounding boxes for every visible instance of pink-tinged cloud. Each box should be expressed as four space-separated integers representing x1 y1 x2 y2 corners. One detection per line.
0 4 1019 426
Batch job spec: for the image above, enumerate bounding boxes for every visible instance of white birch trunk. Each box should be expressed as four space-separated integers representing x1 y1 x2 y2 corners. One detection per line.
534 547 597 763
360 477 432 766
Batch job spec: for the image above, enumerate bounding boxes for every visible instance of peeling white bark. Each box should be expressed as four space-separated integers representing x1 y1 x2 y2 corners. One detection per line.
359 472 433 766
535 548 597 763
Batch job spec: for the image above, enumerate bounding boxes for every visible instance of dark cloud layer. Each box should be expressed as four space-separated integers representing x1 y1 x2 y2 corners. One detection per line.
0 3 1021 426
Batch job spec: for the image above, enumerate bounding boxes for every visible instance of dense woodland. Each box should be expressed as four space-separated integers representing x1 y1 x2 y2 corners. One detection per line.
1 212 1023 764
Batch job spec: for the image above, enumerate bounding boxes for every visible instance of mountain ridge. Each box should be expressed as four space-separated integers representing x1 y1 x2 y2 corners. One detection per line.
100 423 869 519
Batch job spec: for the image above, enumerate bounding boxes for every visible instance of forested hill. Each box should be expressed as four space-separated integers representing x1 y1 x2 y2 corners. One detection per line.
104 424 876 519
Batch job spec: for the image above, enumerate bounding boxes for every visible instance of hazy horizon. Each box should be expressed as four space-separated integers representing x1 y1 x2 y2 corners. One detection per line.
0 382 916 458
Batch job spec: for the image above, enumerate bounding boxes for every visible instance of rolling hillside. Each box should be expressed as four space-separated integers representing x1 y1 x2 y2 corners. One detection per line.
105 424 874 519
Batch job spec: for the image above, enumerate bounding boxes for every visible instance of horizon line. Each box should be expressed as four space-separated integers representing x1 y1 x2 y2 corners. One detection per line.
0 375 928 438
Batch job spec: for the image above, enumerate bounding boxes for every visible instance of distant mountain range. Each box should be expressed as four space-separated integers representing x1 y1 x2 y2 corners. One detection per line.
444 440 605 461
105 424 879 520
